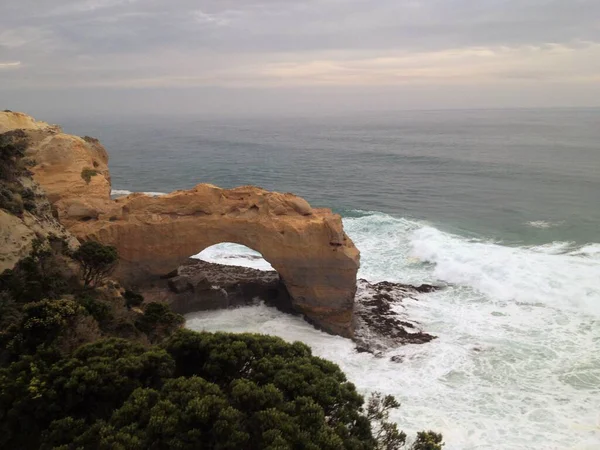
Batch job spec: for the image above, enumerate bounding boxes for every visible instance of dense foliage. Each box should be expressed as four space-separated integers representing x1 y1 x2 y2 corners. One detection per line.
0 130 37 214
0 227 443 449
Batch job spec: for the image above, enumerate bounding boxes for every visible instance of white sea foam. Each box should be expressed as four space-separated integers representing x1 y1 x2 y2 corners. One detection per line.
185 210 600 449
409 225 600 317
110 189 166 197
526 220 564 229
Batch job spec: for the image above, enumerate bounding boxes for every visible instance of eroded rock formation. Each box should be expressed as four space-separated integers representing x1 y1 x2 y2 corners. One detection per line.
0 112 360 337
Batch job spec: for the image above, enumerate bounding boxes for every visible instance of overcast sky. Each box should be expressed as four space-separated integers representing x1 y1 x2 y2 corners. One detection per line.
1 0 600 116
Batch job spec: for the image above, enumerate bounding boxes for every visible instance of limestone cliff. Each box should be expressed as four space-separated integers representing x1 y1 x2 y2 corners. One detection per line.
0 111 360 337
0 124 78 272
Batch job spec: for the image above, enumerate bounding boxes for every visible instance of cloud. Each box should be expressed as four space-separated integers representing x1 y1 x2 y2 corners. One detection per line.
0 61 22 69
1 0 600 110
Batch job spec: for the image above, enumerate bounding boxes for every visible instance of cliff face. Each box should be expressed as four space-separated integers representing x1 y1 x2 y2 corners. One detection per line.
0 112 360 337
0 121 78 273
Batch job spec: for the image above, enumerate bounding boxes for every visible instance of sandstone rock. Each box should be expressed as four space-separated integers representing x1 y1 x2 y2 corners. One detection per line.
0 177 79 273
0 111 360 338
0 210 37 273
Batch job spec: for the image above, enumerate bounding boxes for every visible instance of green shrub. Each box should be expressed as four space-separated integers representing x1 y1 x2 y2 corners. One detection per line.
135 302 184 343
80 167 98 184
0 338 175 448
77 294 113 324
73 240 118 286
123 289 144 309
6 299 85 355
0 130 27 181
0 238 69 303
82 136 99 144
0 187 23 214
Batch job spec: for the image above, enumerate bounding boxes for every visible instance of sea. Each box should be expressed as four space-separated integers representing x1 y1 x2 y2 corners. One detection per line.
57 108 600 450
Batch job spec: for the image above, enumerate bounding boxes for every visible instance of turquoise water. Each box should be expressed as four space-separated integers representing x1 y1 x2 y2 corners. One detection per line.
57 108 600 449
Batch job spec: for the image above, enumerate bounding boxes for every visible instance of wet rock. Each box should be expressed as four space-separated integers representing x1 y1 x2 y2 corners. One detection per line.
353 278 439 354
147 259 293 316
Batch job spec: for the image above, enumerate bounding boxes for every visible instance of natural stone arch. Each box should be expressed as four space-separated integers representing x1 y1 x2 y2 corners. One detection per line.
73 185 360 337
0 112 361 338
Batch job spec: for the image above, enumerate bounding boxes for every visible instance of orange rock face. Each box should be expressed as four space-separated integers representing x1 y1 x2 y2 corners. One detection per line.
0 112 360 337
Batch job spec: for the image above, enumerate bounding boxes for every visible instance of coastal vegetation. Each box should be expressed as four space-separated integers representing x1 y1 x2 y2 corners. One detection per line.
73 240 119 286
0 129 37 215
80 167 98 183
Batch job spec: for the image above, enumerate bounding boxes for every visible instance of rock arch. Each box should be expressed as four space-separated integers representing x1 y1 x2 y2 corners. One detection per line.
74 185 360 337
0 112 360 337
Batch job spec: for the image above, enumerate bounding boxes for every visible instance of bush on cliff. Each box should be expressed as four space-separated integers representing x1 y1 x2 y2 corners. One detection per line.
0 237 71 304
123 288 144 309
80 167 98 183
135 302 185 343
0 236 178 363
73 240 118 286
0 130 34 214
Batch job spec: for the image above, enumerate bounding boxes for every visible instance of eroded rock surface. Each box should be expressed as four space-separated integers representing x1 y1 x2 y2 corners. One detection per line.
354 279 438 356
0 111 360 337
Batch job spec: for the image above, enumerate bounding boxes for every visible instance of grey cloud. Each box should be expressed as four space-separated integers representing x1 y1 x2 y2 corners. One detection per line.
1 0 600 112
3 0 599 55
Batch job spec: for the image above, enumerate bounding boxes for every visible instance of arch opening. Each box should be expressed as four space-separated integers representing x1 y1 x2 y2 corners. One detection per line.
193 242 274 272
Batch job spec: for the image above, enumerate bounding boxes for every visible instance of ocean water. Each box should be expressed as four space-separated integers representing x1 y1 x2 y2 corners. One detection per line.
58 109 600 449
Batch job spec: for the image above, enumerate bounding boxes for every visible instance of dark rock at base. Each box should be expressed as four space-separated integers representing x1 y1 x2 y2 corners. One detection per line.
414 284 438 293
141 259 292 316
354 278 439 356
167 276 193 293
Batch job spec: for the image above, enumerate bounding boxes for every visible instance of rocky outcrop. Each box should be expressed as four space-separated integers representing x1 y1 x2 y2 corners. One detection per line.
141 259 292 316
0 112 360 337
354 279 438 356
0 113 111 218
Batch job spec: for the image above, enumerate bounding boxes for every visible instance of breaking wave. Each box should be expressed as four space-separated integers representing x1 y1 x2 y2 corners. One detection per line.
110 188 166 197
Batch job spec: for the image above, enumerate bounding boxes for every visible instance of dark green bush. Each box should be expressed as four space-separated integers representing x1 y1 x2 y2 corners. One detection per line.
412 431 445 450
135 302 184 343
123 289 144 309
5 299 85 356
81 167 98 184
77 293 113 324
0 338 175 448
0 238 69 303
73 240 118 286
